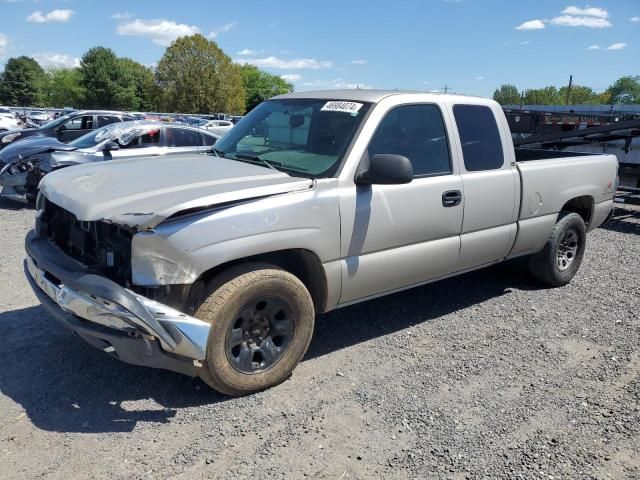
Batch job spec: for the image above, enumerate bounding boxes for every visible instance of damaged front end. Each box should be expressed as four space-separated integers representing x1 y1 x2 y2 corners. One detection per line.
25 197 211 375
0 157 46 203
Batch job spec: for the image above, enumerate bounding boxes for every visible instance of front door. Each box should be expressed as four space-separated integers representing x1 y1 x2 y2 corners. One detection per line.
339 104 464 303
58 115 95 142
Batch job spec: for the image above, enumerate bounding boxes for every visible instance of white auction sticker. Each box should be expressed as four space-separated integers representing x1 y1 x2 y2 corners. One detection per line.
321 101 363 114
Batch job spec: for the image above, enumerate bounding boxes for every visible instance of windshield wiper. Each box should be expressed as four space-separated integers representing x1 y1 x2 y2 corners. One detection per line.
209 147 225 158
234 153 282 171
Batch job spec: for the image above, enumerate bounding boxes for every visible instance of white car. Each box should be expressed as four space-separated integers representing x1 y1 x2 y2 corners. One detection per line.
0 114 22 132
203 119 234 137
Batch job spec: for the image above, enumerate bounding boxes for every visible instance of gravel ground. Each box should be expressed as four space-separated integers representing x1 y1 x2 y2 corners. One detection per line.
0 199 638 480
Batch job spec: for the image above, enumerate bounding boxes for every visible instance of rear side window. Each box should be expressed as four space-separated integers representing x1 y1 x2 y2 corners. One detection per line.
368 104 451 177
167 127 203 147
453 105 504 171
98 115 120 127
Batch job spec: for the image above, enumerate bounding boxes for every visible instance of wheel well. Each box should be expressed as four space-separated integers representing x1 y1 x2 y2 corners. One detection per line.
560 196 594 226
197 249 328 313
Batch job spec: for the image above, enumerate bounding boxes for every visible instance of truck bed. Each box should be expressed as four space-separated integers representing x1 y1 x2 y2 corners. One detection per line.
515 148 592 162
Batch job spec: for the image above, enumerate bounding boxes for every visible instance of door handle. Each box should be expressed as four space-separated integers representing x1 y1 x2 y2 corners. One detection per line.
442 190 462 207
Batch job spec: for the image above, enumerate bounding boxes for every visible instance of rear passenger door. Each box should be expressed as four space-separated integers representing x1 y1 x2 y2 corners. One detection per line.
451 104 519 269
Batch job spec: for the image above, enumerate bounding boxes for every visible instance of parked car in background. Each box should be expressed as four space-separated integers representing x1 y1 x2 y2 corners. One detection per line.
26 110 53 127
0 120 219 202
203 119 234 137
0 110 134 151
0 113 23 132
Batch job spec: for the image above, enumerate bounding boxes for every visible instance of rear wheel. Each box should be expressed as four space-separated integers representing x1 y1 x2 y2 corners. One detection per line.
194 263 315 396
528 212 586 287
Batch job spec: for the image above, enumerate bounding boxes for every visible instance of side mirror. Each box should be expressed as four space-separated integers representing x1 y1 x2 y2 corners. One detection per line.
104 141 120 152
356 154 413 185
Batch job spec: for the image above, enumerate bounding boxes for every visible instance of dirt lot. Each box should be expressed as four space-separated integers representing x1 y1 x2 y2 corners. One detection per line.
0 199 638 480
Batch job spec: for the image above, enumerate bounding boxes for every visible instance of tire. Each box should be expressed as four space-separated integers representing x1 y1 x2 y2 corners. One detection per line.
194 262 315 396
528 211 586 287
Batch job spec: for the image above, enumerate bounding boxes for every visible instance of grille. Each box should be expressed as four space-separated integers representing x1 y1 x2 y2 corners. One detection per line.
39 198 133 286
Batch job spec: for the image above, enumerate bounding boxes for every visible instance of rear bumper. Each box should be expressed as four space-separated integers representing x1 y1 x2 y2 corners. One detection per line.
25 230 211 376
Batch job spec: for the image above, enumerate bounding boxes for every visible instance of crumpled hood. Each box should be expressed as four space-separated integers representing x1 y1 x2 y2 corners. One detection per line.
0 136 75 165
40 154 314 229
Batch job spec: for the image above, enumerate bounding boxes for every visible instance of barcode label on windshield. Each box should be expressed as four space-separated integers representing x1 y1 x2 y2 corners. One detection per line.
321 101 363 114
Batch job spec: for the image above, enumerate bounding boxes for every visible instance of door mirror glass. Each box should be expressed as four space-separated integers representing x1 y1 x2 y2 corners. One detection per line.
356 154 413 185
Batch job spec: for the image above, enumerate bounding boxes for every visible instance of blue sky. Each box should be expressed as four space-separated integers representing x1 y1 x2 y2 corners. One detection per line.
0 0 638 97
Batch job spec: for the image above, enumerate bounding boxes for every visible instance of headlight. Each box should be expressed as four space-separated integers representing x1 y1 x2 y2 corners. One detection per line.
7 159 38 175
1 132 21 144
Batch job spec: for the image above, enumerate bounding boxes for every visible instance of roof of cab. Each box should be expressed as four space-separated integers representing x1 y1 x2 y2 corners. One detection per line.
271 89 488 104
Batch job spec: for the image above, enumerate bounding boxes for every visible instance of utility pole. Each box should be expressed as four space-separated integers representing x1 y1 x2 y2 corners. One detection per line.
442 85 450 94
565 75 573 106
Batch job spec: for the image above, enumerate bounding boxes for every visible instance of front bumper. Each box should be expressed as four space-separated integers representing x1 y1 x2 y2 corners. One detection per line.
25 230 211 376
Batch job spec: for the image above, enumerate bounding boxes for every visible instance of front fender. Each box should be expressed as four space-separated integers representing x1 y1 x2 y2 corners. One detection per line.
130 182 341 286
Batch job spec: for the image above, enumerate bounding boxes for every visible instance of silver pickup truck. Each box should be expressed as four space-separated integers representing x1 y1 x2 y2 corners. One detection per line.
24 90 617 395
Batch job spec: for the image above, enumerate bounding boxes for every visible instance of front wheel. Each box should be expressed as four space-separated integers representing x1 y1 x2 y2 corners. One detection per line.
528 212 587 287
194 263 315 396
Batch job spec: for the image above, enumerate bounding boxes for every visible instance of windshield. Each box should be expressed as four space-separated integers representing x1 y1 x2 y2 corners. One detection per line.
214 99 371 177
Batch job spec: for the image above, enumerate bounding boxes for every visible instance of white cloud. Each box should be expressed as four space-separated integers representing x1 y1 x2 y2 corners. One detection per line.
32 52 80 69
117 19 200 46
111 12 131 20
351 59 367 65
518 41 530 45
631 16 640 23
281 74 301 82
237 56 332 69
208 21 237 39
516 19 546 30
27 9 75 23
550 15 611 28
518 6 613 31
561 6 608 19
237 48 256 56
0 33 9 56
606 42 627 50
586 44 601 50
475 76 484 80
301 78 373 90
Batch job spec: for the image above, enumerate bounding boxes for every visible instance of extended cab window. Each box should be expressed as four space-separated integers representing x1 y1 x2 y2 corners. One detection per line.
368 104 451 176
453 105 504 171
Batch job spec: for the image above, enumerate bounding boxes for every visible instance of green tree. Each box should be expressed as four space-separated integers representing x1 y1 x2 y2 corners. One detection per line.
155 34 245 114
0 56 46 106
240 64 294 112
606 76 640 104
558 85 599 105
79 47 123 109
492 84 521 105
41 68 85 108
115 58 156 111
522 86 561 105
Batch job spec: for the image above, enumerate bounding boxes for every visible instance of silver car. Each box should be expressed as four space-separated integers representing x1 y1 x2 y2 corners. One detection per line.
0 120 219 202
